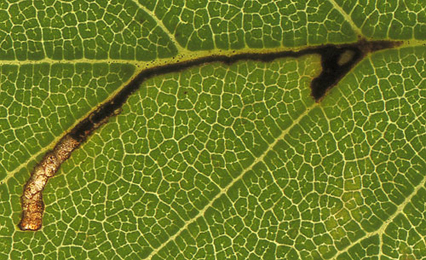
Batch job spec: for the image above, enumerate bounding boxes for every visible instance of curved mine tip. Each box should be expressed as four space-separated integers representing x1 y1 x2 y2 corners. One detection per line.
19 214 42 231
19 221 41 231
19 135 80 231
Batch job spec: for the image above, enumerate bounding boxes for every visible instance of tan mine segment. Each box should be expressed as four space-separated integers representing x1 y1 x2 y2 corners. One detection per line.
19 135 80 231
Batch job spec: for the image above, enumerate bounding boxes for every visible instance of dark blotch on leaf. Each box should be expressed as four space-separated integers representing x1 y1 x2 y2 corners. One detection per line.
310 46 362 100
310 39 401 101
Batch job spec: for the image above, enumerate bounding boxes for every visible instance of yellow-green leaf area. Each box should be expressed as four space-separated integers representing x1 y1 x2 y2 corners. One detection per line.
0 0 178 60
0 0 425 259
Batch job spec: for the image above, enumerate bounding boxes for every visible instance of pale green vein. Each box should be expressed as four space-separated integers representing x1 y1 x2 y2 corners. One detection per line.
328 0 363 37
0 58 142 66
0 56 167 67
34 13 47 59
147 102 319 259
0 45 303 67
1 143 50 185
1 41 420 67
130 0 187 54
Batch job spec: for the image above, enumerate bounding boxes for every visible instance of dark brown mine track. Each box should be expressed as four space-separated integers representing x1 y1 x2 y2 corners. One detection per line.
70 39 401 142
19 39 402 231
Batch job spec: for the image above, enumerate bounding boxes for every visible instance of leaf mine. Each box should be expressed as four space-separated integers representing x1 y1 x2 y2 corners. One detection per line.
19 135 80 231
18 39 401 231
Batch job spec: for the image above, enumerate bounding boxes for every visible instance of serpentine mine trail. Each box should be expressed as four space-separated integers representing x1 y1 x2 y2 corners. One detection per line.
19 39 401 231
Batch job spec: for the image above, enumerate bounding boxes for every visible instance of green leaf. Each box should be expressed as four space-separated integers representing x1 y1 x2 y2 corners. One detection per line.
1 0 425 259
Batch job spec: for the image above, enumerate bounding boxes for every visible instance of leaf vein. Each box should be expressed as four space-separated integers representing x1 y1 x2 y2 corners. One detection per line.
147 102 318 259
327 0 363 37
